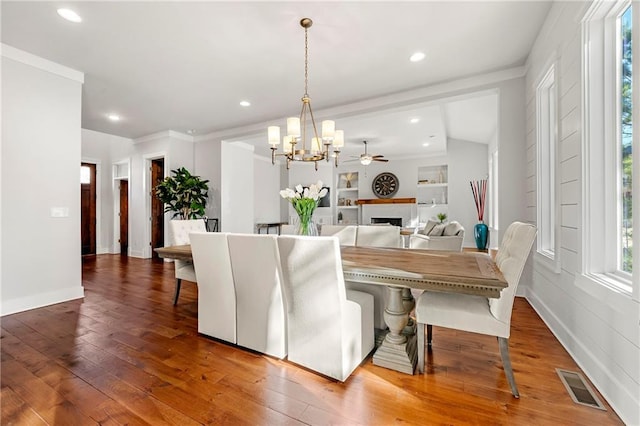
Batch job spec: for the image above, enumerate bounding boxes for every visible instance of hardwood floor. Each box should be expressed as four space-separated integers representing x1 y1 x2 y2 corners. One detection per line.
1 255 623 425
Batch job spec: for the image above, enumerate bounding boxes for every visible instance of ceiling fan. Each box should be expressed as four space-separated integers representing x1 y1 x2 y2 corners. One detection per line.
346 141 389 165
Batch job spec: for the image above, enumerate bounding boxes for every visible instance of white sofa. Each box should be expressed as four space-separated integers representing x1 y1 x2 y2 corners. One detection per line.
409 220 465 252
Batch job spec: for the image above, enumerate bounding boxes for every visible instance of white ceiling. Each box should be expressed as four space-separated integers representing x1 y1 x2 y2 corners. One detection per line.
1 1 552 160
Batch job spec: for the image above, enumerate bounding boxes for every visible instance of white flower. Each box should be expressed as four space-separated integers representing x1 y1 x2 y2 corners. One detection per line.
319 187 328 198
295 184 303 193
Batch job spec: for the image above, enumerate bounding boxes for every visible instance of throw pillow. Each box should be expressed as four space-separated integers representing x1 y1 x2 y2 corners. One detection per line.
420 220 439 235
428 223 447 236
443 221 463 236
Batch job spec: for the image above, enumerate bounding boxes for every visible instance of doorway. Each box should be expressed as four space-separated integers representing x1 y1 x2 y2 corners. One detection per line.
119 179 129 255
81 163 97 255
150 158 165 259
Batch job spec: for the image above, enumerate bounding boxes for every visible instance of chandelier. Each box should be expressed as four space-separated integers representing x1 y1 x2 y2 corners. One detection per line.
268 18 344 170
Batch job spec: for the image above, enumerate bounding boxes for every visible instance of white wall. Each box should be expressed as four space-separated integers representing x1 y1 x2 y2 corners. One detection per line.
448 139 489 246
1 47 84 315
525 2 639 424
221 141 254 233
253 155 282 224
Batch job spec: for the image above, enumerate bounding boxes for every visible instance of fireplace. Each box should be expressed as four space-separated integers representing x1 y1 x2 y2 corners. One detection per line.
371 217 402 226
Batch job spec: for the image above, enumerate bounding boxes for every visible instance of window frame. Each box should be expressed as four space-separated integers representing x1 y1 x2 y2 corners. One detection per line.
535 62 559 270
581 0 637 299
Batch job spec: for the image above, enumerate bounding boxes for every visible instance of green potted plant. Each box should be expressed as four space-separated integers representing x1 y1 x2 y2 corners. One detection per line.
437 213 448 223
155 167 209 219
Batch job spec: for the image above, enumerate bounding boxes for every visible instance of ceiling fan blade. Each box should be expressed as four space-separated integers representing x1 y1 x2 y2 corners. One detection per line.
373 158 389 162
343 158 360 163
372 155 385 158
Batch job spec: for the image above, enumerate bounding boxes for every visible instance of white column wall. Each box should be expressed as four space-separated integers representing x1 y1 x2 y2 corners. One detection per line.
253 155 282 225
1 48 84 315
220 141 254 233
524 2 639 424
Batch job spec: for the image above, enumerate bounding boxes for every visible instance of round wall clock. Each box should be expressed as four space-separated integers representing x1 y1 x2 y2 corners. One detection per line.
372 172 399 198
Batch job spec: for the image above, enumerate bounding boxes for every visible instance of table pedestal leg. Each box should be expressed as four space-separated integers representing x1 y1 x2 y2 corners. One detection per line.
372 286 417 374
402 287 416 336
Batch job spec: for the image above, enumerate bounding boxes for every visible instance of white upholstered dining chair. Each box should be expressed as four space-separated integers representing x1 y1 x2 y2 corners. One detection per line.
277 235 375 381
169 219 207 305
320 225 357 246
227 234 286 359
415 221 536 397
355 225 402 248
347 225 402 329
189 232 237 344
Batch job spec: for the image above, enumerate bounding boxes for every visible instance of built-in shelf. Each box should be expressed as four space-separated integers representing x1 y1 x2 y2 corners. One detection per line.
337 171 359 224
417 182 447 188
418 203 448 208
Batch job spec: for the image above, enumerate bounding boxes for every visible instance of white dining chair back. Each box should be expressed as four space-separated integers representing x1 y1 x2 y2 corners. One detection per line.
227 234 287 359
490 222 538 324
277 235 375 381
349 225 401 329
320 225 357 246
189 232 237 344
280 224 297 235
169 219 207 304
355 225 402 248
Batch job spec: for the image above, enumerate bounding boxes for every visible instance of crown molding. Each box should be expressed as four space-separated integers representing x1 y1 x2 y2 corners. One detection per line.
133 130 194 144
2 44 84 83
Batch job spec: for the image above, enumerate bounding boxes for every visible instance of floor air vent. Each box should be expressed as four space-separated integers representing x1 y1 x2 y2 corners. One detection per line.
556 369 606 410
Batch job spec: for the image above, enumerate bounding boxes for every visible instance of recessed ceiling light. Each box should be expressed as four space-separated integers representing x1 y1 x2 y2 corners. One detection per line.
57 8 82 23
422 142 430 147
239 100 251 107
186 129 196 135
410 118 420 124
409 52 425 62
107 114 120 121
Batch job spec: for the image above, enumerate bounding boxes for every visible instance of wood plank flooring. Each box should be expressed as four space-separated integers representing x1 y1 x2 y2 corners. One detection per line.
1 254 624 425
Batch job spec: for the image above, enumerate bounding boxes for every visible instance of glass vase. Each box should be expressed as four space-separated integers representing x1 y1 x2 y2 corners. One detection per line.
474 221 489 250
297 214 318 236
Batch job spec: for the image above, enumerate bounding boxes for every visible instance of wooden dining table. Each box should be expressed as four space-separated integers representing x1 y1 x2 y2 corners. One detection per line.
155 244 507 374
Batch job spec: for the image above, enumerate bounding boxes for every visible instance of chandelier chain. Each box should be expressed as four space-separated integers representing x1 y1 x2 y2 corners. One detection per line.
304 26 309 97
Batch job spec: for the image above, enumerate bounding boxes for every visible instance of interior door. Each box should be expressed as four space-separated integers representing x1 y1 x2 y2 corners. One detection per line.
150 158 165 259
119 179 128 255
81 163 97 255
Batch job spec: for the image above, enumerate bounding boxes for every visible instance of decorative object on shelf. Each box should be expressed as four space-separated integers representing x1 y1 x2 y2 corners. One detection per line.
372 172 399 198
267 18 344 170
338 198 345 206
470 179 488 250
337 211 343 224
154 167 209 219
437 213 447 223
345 199 352 206
341 172 356 188
280 180 328 236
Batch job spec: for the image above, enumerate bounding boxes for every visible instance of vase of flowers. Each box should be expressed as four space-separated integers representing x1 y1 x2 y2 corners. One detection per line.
280 181 328 236
470 179 488 250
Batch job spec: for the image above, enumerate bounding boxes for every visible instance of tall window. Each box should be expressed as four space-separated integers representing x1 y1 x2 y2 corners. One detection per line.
536 64 557 261
619 5 632 274
582 0 636 294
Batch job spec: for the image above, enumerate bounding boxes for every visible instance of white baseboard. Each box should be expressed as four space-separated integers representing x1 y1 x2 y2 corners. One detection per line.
1 285 84 316
524 288 638 426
